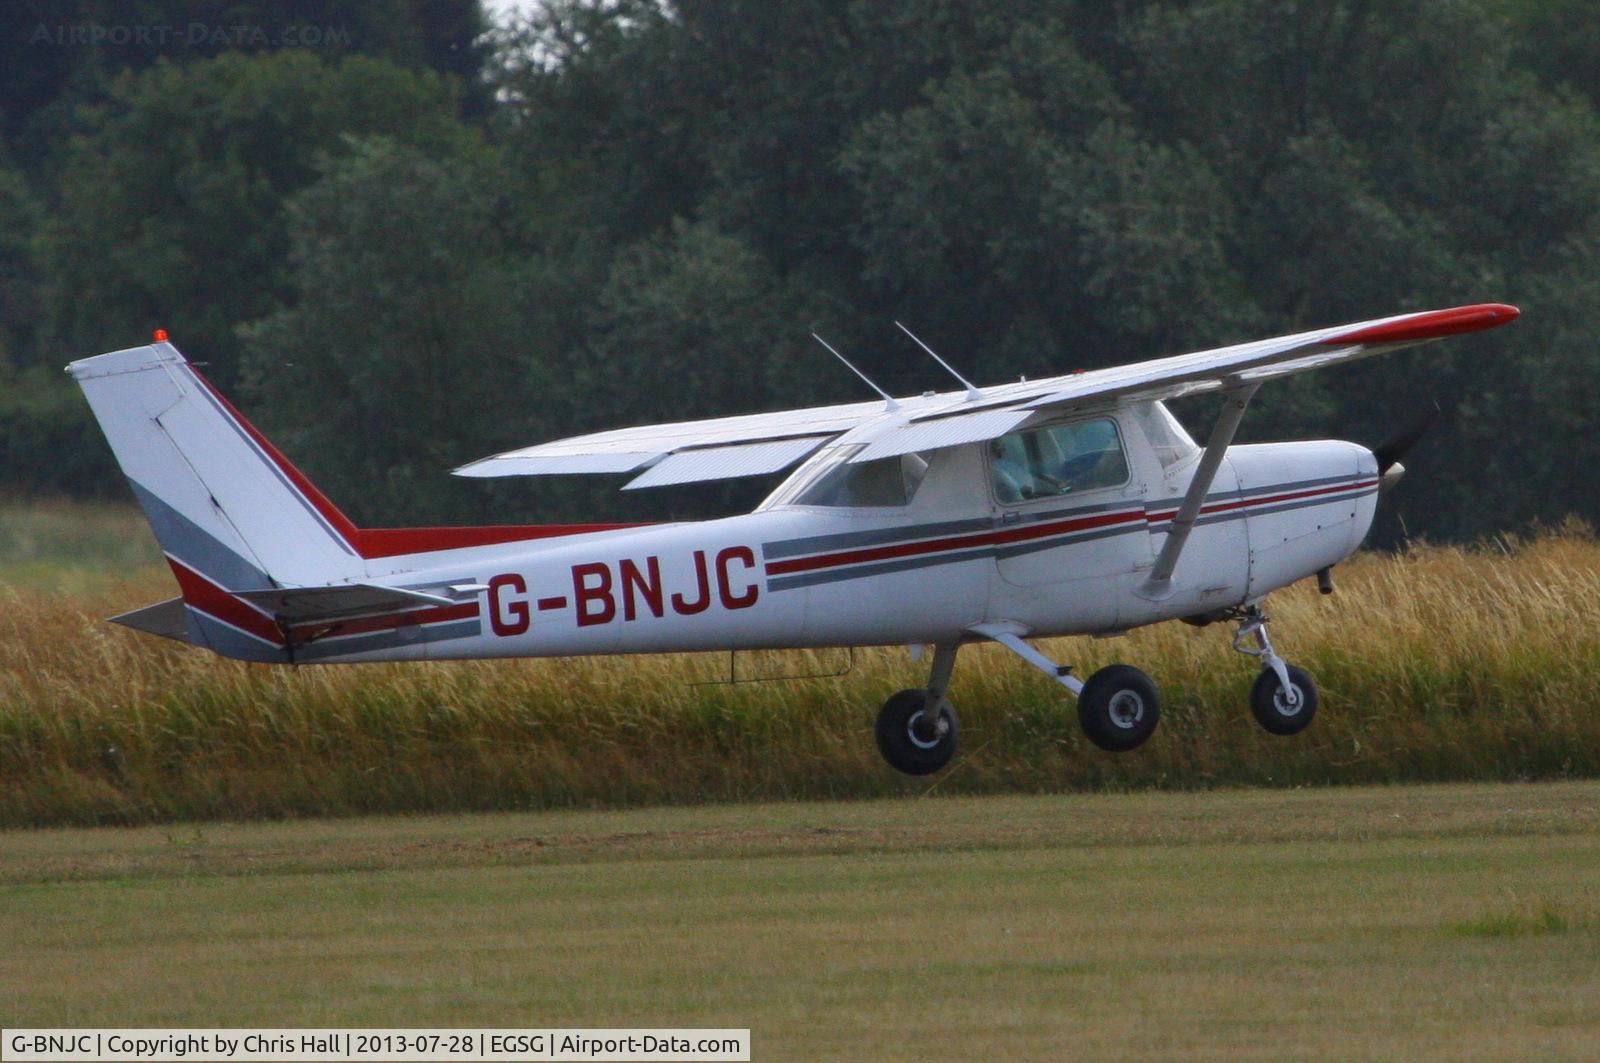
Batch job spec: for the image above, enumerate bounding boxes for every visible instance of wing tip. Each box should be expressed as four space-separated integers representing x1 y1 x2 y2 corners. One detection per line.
1323 303 1520 347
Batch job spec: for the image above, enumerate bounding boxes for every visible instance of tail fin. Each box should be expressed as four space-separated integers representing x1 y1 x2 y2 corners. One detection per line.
68 339 367 592
71 336 644 663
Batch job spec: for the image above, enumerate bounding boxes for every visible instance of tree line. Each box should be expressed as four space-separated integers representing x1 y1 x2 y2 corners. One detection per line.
1 0 1597 541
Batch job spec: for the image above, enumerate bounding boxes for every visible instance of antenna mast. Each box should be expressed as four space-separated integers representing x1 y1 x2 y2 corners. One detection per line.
895 321 980 401
812 334 899 411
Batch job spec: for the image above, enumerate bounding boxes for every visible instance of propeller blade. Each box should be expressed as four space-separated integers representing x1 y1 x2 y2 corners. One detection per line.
1372 404 1440 476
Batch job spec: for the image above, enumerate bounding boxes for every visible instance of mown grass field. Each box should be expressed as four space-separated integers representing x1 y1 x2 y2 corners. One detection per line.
3 782 1599 1059
2 502 1600 826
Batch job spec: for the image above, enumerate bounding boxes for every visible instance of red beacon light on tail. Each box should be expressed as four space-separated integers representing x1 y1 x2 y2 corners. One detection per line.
153 329 169 343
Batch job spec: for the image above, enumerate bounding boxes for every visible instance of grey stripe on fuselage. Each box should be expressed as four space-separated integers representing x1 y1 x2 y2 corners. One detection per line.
1147 486 1377 531
765 479 1373 590
761 516 994 561
1145 472 1369 512
765 518 1149 591
186 607 287 663
297 619 483 661
766 545 997 592
761 499 1142 561
763 474 1369 567
186 604 481 664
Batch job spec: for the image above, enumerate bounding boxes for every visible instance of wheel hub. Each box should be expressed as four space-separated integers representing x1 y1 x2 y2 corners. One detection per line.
908 709 946 749
1274 685 1303 716
1107 690 1145 729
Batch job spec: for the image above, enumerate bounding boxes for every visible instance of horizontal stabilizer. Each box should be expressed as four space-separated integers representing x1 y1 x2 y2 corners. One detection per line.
232 583 457 625
109 598 193 643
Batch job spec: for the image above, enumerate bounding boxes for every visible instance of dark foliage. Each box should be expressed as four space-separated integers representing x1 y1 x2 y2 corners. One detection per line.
2 0 1597 541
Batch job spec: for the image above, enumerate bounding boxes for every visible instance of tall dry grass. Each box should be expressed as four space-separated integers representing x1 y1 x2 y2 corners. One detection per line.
2 512 1599 827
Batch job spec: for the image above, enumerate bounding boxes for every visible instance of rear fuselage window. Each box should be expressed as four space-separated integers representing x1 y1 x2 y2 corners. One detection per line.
990 418 1129 503
769 445 930 508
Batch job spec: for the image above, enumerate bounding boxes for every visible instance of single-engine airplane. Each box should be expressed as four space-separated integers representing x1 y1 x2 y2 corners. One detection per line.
71 303 1518 774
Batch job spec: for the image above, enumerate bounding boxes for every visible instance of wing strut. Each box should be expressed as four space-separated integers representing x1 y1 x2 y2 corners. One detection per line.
1140 381 1261 599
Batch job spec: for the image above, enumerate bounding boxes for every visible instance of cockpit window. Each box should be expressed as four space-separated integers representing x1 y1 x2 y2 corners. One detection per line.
767 445 930 508
990 418 1129 503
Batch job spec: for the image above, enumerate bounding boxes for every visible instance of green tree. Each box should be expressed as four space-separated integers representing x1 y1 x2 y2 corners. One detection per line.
0 1 489 144
240 136 530 524
0 162 41 365
38 51 478 387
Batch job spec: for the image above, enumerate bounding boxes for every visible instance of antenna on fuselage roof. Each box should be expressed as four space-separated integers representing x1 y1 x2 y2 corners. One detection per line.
812 333 899 411
895 321 981 402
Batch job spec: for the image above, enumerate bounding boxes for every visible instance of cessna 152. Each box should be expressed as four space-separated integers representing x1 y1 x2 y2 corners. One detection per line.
71 303 1518 775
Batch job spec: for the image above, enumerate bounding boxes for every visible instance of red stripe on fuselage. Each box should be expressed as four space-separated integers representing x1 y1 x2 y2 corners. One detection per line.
167 558 284 644
167 557 482 646
188 369 647 560
1144 479 1378 524
766 477 1377 578
354 526 649 558
291 601 480 638
764 508 1145 576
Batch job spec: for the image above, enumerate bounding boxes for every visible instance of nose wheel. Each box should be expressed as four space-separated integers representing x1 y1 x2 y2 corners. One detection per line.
1250 662 1318 734
1234 606 1318 735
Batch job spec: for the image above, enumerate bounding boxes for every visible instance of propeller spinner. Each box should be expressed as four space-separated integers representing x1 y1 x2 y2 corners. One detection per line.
1372 404 1440 489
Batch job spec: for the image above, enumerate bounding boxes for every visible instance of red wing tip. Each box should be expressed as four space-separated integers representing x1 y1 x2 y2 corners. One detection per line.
1323 303 1521 346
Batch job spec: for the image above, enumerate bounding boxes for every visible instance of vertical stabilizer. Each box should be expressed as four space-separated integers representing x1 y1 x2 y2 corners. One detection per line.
68 340 366 593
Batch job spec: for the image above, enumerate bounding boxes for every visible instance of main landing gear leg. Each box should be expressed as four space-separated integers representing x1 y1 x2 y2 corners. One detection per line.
875 642 962 776
1234 605 1319 735
967 622 1161 753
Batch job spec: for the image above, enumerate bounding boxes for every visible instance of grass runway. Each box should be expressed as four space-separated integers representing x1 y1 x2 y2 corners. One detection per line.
4 781 1600 1060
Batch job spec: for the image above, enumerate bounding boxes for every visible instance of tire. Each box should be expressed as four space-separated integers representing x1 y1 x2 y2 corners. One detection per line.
1250 664 1318 735
875 688 959 775
1078 664 1161 752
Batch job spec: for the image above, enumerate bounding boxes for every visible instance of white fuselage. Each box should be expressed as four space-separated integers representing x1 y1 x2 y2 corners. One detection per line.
289 427 1378 665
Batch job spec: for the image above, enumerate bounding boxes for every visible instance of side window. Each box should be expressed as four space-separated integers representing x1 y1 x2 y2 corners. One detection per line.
990 418 1129 503
790 448 930 508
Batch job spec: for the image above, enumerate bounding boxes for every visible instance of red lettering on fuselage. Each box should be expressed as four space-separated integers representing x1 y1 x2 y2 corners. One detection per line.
487 549 760 637
620 556 664 620
573 562 615 627
487 573 530 636
671 550 713 615
716 546 759 609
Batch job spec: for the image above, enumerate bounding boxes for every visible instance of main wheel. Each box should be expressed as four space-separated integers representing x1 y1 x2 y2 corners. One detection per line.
875 688 959 775
1250 664 1318 735
1078 664 1161 752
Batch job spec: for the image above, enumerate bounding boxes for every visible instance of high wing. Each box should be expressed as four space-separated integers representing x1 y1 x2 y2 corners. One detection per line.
453 397 884 484
456 304 1519 484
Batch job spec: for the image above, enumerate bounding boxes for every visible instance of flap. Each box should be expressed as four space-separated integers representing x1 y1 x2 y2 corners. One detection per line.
623 436 832 489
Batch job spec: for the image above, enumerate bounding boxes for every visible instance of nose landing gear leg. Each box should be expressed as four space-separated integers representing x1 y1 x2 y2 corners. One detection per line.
1233 605 1319 735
